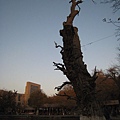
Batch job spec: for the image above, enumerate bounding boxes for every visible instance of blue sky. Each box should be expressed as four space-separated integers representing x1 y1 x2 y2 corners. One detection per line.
0 0 119 96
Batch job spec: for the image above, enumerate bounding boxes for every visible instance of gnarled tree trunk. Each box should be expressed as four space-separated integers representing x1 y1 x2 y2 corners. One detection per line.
54 0 106 119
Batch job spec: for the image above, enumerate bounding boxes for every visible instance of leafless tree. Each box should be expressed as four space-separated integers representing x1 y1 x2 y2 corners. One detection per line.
54 0 105 119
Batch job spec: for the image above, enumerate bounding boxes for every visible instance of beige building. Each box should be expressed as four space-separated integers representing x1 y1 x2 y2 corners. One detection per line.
24 81 41 105
16 93 25 106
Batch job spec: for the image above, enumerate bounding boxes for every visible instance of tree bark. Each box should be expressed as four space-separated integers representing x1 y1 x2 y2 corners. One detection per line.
59 24 104 117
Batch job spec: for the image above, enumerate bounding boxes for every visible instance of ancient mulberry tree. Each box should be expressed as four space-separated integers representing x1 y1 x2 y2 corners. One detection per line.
54 0 105 119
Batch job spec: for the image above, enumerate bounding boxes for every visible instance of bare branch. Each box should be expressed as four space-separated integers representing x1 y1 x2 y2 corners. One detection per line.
101 0 120 13
103 18 120 40
56 92 77 101
53 62 67 75
54 41 63 49
91 0 96 4
54 41 64 55
55 81 71 91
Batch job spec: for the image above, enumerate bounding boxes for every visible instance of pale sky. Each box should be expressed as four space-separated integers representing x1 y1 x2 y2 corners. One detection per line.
0 0 119 96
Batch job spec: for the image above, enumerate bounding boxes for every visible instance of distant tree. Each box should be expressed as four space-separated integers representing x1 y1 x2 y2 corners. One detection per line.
96 70 119 101
0 90 17 114
46 85 76 108
105 66 120 101
101 0 120 40
28 90 47 109
100 0 120 87
101 0 120 13
56 85 76 107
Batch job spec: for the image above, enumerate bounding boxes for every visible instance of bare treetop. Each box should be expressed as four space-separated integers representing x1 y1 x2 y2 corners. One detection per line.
63 0 83 26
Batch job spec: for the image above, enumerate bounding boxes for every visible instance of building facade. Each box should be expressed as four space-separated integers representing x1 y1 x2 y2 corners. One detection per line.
16 93 25 106
24 82 41 105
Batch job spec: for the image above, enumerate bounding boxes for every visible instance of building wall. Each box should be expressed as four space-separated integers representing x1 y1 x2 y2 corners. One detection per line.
16 93 25 106
24 82 41 105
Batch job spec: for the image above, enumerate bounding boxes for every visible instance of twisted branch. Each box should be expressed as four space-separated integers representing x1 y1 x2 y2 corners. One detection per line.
53 62 67 75
54 41 64 54
55 81 71 91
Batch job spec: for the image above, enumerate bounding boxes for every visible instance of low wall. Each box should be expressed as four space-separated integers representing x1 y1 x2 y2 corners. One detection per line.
0 115 80 120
